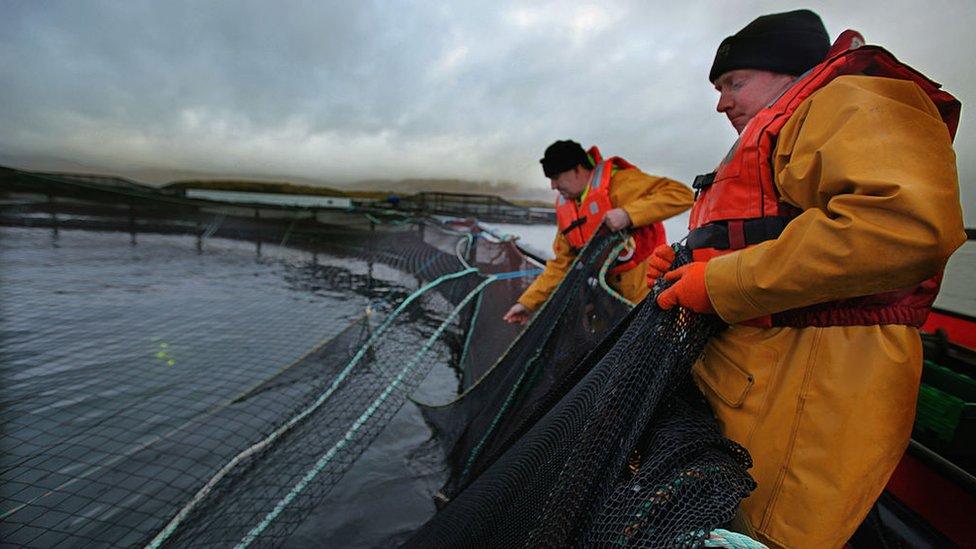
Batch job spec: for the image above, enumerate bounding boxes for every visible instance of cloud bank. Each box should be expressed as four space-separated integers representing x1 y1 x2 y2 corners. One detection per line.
1 0 974 218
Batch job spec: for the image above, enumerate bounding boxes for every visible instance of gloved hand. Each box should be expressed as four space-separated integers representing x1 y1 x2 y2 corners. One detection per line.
656 262 715 314
645 244 676 287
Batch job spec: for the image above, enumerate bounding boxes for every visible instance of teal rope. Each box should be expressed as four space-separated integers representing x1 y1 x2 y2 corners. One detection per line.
454 234 620 484
454 266 540 381
145 267 478 549
704 529 769 548
457 290 484 378
455 233 475 268
597 237 637 308
492 268 543 280
364 211 413 226
457 337 547 486
415 253 442 277
236 274 497 547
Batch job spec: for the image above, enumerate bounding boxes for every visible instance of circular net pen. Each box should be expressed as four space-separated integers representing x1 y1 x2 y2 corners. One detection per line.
408 244 758 548
2 168 760 548
0 169 541 547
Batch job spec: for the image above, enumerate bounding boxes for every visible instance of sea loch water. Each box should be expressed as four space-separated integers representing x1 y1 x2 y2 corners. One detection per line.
0 227 453 547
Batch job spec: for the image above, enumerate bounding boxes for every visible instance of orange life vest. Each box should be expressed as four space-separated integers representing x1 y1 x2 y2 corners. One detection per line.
555 146 667 274
687 30 961 328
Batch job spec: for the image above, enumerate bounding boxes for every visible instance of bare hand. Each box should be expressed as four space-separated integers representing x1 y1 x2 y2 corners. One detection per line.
503 303 531 325
603 208 632 231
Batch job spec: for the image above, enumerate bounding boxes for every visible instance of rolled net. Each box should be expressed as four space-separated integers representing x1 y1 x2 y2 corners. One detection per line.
2 168 756 548
408 242 757 547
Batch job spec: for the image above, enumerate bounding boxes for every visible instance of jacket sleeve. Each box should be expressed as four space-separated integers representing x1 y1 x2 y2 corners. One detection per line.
517 231 576 311
705 75 967 324
613 169 694 228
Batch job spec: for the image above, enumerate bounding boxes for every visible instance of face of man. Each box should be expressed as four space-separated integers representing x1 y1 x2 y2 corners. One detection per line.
714 69 796 133
549 165 591 200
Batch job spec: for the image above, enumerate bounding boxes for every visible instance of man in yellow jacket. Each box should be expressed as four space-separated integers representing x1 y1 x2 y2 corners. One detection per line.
651 9 966 548
503 140 692 324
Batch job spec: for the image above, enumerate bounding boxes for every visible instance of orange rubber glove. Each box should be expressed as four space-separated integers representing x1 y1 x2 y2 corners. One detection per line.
645 244 676 287
656 262 715 314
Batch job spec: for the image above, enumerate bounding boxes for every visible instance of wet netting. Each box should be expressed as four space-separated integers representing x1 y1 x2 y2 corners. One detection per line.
408 243 758 548
0 168 540 547
420 229 637 503
2 167 758 548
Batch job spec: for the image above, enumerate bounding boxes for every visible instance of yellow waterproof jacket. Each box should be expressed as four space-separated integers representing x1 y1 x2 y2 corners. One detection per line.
518 169 692 310
694 75 966 548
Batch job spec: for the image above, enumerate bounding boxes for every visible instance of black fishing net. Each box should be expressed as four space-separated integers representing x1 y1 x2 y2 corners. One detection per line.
2 168 756 548
408 241 757 547
0 169 538 547
420 231 635 503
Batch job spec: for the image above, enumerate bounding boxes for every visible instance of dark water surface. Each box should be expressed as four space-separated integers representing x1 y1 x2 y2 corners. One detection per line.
7 225 966 547
0 227 451 546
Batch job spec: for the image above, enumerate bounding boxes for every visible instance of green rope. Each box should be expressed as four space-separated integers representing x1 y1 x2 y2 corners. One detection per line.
457 290 484 377
364 211 414 226
145 267 478 549
454 234 620 485
597 236 637 308
454 233 476 268
413 231 621 413
236 274 497 547
704 529 769 548
0 314 369 524
457 331 547 486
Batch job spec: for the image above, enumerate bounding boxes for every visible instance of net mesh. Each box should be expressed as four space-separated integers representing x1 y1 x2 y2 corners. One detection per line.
420 231 635 503
1 170 537 547
2 168 756 548
408 243 757 548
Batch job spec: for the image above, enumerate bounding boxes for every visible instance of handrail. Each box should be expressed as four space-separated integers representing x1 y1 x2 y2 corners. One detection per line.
906 439 976 498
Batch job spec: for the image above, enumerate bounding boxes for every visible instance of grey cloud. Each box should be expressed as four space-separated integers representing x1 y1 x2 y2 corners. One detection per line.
1 0 973 220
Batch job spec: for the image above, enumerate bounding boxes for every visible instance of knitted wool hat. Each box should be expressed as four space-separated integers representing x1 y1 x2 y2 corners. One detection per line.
540 140 589 178
709 9 830 83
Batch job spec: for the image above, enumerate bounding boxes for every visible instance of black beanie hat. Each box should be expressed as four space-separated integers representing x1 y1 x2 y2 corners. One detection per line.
709 9 829 83
540 140 590 178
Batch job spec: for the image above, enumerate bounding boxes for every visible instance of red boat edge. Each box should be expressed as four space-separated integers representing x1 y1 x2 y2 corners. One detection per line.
922 307 976 351
851 306 976 547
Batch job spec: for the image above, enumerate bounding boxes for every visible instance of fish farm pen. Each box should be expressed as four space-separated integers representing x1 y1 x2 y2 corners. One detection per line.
0 166 767 547
6 165 970 547
393 191 555 224
0 167 542 547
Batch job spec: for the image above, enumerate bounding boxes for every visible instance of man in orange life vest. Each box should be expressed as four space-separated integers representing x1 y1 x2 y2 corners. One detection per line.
648 9 966 547
502 140 692 324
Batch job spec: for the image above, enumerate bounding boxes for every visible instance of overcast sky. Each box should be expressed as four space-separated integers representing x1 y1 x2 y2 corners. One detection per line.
2 0 974 221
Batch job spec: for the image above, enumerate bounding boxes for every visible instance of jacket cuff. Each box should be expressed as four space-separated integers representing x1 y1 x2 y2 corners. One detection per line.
704 252 769 324
621 204 645 228
517 294 540 312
